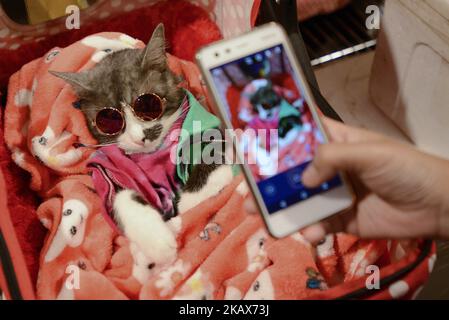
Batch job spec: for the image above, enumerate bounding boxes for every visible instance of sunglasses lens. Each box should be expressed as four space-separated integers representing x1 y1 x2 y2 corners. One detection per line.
133 94 163 121
96 109 124 135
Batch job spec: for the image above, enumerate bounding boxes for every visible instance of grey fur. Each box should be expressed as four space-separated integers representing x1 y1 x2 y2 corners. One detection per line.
50 24 184 145
143 123 163 142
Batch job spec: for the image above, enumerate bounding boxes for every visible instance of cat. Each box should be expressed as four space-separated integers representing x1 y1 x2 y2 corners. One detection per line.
278 115 302 139
50 24 233 269
249 81 282 120
250 81 302 138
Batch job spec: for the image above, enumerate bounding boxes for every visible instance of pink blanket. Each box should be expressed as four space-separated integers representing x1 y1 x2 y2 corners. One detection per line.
4 32 392 300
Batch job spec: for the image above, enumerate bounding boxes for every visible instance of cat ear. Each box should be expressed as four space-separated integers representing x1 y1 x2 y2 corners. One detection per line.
49 70 91 92
142 23 167 69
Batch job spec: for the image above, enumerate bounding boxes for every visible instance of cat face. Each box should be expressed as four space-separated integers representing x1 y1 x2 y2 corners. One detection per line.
250 83 281 120
51 24 185 154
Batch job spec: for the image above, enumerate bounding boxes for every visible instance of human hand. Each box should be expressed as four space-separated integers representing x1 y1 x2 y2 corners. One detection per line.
245 117 449 243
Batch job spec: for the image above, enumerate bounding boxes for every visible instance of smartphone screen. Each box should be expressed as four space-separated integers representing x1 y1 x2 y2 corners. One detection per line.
208 44 343 214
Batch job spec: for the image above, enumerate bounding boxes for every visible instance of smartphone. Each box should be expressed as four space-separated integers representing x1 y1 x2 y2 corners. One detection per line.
196 23 354 238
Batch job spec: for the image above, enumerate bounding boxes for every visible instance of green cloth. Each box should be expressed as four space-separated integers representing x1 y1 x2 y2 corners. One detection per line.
278 99 301 120
176 91 223 185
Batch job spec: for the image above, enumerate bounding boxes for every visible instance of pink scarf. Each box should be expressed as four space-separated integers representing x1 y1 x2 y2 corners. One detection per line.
88 99 187 231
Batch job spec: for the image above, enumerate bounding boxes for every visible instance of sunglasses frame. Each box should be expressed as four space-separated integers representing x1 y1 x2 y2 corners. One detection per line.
93 93 166 136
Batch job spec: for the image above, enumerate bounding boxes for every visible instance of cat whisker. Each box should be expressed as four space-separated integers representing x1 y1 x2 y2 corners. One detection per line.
174 108 190 121
73 142 117 149
202 139 227 143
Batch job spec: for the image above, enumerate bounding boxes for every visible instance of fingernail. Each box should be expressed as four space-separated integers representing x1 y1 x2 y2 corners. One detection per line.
244 199 256 214
302 165 317 186
301 224 327 245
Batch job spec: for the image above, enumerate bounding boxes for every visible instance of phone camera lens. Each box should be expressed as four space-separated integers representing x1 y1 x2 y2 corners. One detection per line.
215 52 220 58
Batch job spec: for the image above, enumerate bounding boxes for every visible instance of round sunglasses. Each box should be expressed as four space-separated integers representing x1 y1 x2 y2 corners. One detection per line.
93 93 166 136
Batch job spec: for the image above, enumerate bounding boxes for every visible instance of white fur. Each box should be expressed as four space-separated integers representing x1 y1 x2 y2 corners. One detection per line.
177 165 233 214
238 108 254 122
117 104 181 154
129 242 158 284
255 103 280 121
292 97 304 108
167 216 182 235
251 78 270 89
113 190 177 266
278 126 302 148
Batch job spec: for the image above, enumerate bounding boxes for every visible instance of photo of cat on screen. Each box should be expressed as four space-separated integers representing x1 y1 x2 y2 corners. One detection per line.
210 45 323 182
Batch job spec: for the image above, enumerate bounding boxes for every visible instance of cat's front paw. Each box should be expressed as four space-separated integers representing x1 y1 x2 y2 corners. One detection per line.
113 190 177 266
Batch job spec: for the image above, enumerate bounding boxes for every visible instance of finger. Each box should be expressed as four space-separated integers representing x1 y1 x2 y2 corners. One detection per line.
301 219 343 244
350 193 437 239
301 224 328 244
302 142 380 188
244 196 259 215
301 208 355 244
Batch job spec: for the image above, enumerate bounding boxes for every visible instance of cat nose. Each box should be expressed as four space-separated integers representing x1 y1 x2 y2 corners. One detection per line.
143 124 163 142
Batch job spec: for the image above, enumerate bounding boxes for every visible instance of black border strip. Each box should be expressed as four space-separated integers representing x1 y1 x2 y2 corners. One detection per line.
0 230 23 300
